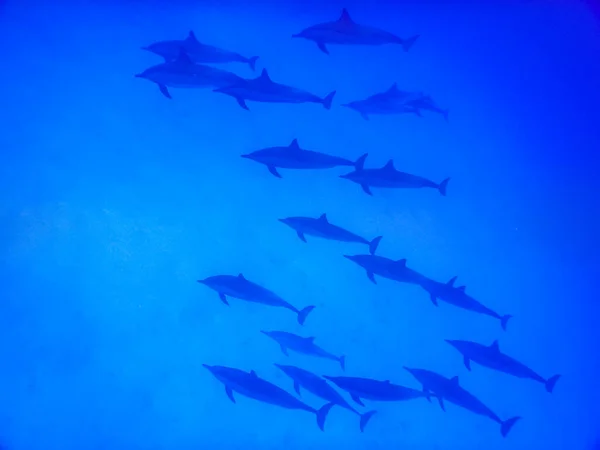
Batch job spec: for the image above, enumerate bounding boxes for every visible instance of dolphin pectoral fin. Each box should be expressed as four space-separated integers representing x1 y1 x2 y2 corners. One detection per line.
297 231 307 243
351 393 365 406
317 42 329 54
316 402 334 431
294 380 302 396
430 294 438 306
464 356 471 371
361 184 373 196
158 84 172 99
359 410 377 432
500 417 521 437
225 386 236 403
367 271 377 284
267 165 282 178
280 345 289 356
235 97 249 110
437 396 446 412
218 293 229 306
545 374 561 393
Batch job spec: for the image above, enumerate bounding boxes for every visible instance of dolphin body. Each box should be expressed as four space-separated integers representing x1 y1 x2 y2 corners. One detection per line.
279 213 382 254
340 156 450 197
242 139 364 178
135 49 244 99
445 339 561 393
142 31 259 71
203 364 333 430
323 375 432 406
403 367 521 437
213 69 336 110
419 276 512 331
197 273 315 325
341 83 422 120
275 364 377 432
404 93 449 122
262 330 346 371
293 9 419 55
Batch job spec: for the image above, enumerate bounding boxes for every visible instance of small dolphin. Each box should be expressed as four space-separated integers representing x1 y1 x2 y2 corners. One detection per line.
445 339 561 393
343 250 427 286
275 364 377 432
404 366 521 437
340 156 450 197
420 276 512 330
213 69 336 110
203 364 333 430
241 139 364 178
279 213 382 254
142 31 259 71
262 330 345 370
323 375 433 406
404 93 449 122
135 48 244 99
293 9 419 55
197 273 315 325
341 83 422 120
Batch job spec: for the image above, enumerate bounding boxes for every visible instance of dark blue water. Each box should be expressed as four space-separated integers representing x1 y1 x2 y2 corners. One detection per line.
1 0 598 448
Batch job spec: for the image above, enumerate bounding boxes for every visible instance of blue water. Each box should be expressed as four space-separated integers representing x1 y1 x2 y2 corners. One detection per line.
1 0 599 448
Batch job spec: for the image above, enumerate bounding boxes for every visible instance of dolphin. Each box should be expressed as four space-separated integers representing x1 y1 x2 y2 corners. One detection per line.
197 273 315 325
404 93 449 122
445 339 561 393
341 83 422 120
340 156 450 197
213 69 336 110
293 9 419 55
323 375 434 407
241 139 365 178
419 276 512 331
135 48 244 99
279 213 382 254
261 330 346 371
403 366 521 437
203 364 334 430
275 364 377 432
142 31 259 71
343 250 427 286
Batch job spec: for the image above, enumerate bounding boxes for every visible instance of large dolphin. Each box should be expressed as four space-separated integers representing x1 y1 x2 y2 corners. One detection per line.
203 364 333 430
213 69 336 110
445 339 561 393
341 83 422 120
197 273 315 325
323 375 432 406
404 93 449 122
142 31 259 71
343 247 427 286
135 48 244 99
404 367 521 437
279 213 382 254
293 9 419 55
275 364 377 432
340 156 450 197
241 139 364 178
262 330 346 371
419 276 512 330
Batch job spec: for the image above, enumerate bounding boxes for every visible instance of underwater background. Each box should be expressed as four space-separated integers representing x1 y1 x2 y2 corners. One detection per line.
1 0 599 448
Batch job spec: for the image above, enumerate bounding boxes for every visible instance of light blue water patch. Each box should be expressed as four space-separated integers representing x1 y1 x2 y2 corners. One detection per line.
0 0 599 449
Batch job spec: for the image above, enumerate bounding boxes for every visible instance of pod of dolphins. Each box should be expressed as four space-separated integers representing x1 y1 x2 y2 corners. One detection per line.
137 8 561 441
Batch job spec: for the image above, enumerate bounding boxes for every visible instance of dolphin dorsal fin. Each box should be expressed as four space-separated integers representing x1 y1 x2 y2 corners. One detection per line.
176 48 193 65
289 138 300 150
447 276 457 286
318 213 328 222
260 69 272 81
396 258 407 267
457 285 466 292
238 273 246 280
384 159 396 171
338 8 354 23
450 376 459 386
387 82 398 93
250 370 258 377
490 340 499 352
186 31 199 43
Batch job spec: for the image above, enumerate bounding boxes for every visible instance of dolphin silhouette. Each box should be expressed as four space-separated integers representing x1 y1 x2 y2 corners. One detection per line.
341 83 422 120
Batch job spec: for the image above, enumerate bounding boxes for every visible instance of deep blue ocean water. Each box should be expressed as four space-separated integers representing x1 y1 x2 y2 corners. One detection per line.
1 0 599 448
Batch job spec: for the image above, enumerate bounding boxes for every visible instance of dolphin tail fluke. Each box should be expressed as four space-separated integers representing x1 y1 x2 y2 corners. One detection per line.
545 374 561 393
248 56 259 71
369 236 382 255
316 402 335 431
438 178 450 196
500 314 513 331
500 416 521 437
339 355 346 371
297 305 316 325
401 34 420 52
322 91 336 110
359 410 377 432
354 153 368 170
